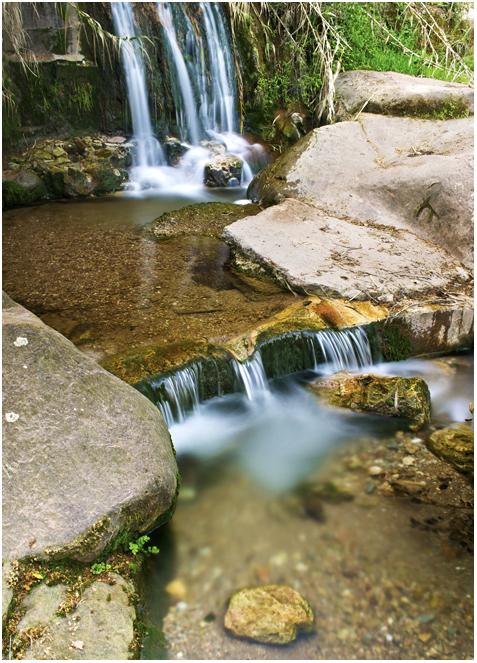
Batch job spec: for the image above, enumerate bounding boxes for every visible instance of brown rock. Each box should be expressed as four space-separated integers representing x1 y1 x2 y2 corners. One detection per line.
224 585 315 644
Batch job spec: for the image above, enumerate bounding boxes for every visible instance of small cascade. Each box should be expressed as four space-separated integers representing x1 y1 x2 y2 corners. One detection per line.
258 327 373 380
137 327 373 427
111 2 268 192
315 327 373 373
232 352 269 401
111 2 164 168
157 3 200 145
200 2 235 134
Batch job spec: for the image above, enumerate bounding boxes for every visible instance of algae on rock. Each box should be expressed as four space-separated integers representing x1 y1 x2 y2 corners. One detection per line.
308 372 431 431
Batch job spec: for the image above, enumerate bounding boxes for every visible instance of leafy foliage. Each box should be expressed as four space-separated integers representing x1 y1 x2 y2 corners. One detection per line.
129 535 159 557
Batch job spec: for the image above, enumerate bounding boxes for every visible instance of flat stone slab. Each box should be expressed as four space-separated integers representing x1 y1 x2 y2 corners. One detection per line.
2 293 178 562
335 70 474 118
20 573 135 660
248 114 474 267
223 198 471 301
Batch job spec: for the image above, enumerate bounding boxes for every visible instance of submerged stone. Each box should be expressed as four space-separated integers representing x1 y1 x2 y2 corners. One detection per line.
224 585 315 644
426 428 474 479
308 372 431 431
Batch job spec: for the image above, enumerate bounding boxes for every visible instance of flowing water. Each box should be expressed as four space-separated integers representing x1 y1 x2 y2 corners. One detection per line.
140 340 473 660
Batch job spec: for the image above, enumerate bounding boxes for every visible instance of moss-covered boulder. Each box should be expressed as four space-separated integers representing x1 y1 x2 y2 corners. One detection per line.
224 585 315 644
308 372 431 431
334 70 474 121
426 428 474 479
2 170 47 208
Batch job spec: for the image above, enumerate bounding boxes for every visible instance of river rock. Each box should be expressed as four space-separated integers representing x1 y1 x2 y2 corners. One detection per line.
17 584 68 631
20 574 135 660
224 585 315 644
426 428 474 479
3 137 132 206
247 113 474 267
308 372 431 431
2 292 178 562
334 70 474 120
204 155 242 187
223 198 472 300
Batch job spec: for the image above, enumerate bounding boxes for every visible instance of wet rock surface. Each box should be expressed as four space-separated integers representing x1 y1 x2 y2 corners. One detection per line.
334 71 474 120
309 372 431 431
2 292 177 562
204 155 243 188
248 114 474 267
224 585 315 644
426 428 474 479
223 198 472 300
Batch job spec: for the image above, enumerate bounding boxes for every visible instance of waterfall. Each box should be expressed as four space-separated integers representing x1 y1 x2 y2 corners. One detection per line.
156 3 200 145
139 327 373 426
111 1 268 191
111 2 164 168
200 2 235 134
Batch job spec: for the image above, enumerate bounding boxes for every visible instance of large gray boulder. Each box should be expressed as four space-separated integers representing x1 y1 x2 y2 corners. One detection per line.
248 113 474 267
223 198 472 300
2 292 178 563
334 70 474 120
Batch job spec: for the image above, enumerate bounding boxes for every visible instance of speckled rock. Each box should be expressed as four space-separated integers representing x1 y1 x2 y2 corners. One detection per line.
247 114 474 267
2 292 178 563
224 585 315 644
17 584 68 631
426 428 474 479
308 372 431 431
21 574 136 660
2 562 13 619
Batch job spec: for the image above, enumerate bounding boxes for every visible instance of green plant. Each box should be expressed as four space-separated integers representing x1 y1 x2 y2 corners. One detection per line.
129 535 159 557
90 562 112 575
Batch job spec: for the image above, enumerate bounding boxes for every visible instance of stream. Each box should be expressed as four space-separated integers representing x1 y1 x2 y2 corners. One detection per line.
2 1 473 659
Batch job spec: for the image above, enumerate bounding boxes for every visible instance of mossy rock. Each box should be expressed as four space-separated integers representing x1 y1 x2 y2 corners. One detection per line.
147 201 261 241
2 180 46 208
308 373 431 431
426 428 474 479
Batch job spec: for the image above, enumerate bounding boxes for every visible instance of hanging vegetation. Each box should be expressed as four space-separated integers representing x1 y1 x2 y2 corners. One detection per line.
230 1 474 126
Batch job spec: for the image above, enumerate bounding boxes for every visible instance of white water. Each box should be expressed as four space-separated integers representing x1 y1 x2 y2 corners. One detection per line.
111 3 164 168
155 330 472 491
113 2 268 196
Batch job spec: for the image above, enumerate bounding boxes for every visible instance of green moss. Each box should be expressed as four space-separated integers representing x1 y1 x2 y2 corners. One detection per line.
371 321 413 362
406 97 471 121
2 180 46 208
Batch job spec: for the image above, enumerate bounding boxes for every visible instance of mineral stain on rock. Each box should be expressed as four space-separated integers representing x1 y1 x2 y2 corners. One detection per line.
224 585 315 645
